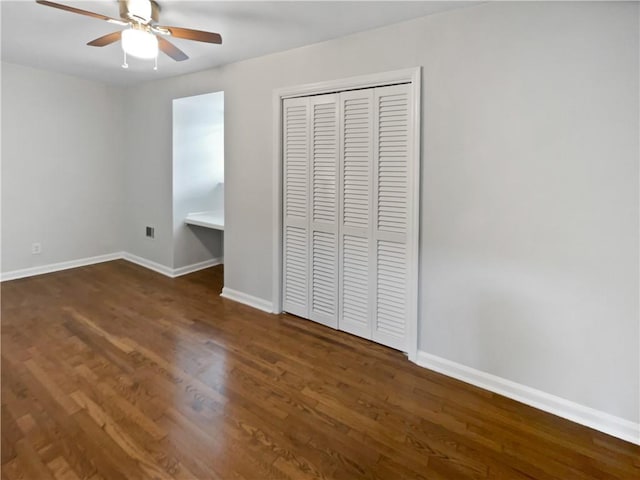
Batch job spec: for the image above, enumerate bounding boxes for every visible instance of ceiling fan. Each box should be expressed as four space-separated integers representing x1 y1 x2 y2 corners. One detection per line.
36 0 222 66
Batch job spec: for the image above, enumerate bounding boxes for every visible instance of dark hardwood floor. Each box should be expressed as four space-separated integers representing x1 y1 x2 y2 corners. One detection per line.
1 260 638 479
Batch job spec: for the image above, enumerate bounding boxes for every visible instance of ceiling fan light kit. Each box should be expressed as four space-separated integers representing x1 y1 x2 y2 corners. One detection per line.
121 27 158 60
35 0 223 70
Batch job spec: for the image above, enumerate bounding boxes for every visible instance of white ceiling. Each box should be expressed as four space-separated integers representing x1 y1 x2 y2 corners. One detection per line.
1 1 475 86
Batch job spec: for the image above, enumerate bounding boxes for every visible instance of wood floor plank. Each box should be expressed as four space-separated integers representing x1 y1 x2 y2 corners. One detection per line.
3 358 100 479
12 439 55 480
2 260 638 479
0 404 21 465
71 410 144 480
74 364 168 441
70 390 176 480
46 457 81 480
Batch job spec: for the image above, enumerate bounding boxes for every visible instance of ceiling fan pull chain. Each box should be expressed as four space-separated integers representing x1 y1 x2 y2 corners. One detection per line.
122 50 129 69
154 54 158 71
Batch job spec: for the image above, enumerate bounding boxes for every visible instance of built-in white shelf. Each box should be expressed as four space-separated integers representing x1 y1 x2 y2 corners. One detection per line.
185 210 224 231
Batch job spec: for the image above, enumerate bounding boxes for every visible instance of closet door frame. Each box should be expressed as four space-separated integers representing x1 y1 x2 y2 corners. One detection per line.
272 67 421 361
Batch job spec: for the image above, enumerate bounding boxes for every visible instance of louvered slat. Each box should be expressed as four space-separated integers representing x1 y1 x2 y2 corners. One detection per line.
376 240 407 337
341 235 369 328
343 96 371 229
285 104 308 219
377 91 408 235
284 225 308 310
312 233 337 317
313 102 337 223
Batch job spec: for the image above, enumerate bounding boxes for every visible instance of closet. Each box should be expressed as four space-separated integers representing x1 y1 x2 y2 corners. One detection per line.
282 82 416 352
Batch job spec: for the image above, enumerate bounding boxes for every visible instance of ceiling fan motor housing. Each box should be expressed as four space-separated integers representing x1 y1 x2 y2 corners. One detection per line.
119 0 160 24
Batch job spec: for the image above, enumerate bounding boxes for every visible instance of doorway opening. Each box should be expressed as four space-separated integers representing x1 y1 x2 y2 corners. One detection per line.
172 91 225 270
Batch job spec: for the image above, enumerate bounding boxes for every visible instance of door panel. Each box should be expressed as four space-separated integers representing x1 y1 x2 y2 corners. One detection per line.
282 97 310 318
338 89 374 339
309 95 339 328
372 84 411 351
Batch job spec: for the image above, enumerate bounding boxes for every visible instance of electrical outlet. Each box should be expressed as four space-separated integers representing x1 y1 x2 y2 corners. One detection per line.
145 226 155 239
31 242 42 255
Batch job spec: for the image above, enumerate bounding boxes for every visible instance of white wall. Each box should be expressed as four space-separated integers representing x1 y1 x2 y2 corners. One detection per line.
417 1 639 428
1 62 125 273
172 91 224 269
120 1 639 424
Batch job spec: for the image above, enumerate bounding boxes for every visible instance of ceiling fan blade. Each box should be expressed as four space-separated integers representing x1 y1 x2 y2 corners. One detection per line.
36 1 128 26
158 37 189 62
161 26 222 44
87 31 122 47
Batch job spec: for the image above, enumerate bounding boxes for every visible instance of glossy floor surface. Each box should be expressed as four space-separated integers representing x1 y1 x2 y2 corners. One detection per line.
1 261 638 479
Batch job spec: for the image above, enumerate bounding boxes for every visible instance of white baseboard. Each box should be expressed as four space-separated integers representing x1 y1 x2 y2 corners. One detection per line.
415 351 640 445
1 252 223 282
220 287 274 313
121 252 174 277
172 257 223 277
0 252 123 281
122 253 223 278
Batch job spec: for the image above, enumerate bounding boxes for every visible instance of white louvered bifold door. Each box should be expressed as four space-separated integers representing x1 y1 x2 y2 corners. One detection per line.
283 83 416 353
371 83 412 351
308 95 339 328
282 97 310 318
338 89 375 339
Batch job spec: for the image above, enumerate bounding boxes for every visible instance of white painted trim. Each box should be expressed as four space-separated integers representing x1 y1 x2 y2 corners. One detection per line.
275 68 421 99
272 89 284 313
0 252 123 281
272 67 422 348
221 287 274 313
122 252 174 277
172 257 223 277
406 67 421 362
123 253 223 278
1 252 224 282
416 351 640 446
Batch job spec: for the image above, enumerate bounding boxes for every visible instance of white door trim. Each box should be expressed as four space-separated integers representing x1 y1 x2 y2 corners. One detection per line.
272 67 421 360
